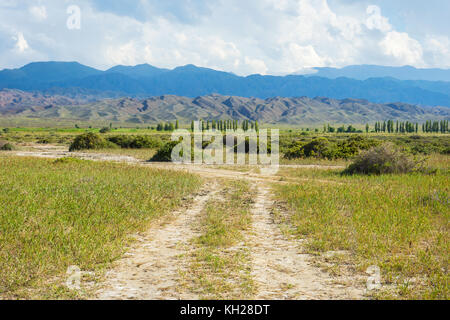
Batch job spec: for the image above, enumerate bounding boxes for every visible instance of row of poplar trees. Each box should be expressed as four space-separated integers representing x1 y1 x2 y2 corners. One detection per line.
374 120 449 133
190 119 259 132
156 120 179 131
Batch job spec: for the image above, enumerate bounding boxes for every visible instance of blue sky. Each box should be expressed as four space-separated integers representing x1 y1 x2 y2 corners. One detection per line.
0 0 449 75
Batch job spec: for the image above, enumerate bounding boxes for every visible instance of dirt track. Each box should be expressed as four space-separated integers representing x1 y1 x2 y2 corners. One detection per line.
13 146 365 300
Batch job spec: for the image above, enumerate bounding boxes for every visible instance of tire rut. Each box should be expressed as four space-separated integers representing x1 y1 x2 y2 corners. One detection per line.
249 185 365 300
95 182 220 300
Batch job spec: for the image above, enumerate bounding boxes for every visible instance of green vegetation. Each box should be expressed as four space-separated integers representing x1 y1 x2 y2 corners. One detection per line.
280 133 449 160
106 135 163 149
150 141 180 162
191 119 260 132
322 120 448 134
344 143 425 175
69 133 165 152
99 127 111 134
156 122 175 131
284 136 380 160
0 156 201 299
186 180 255 299
0 122 448 300
273 167 449 299
69 132 117 151
0 140 15 151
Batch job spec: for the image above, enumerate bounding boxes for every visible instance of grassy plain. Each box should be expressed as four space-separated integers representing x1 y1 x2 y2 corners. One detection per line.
0 156 201 299
0 126 448 300
273 162 449 299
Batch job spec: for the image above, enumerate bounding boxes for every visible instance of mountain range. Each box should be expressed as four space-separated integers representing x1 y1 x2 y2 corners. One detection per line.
0 62 450 107
306 65 450 82
1 89 448 125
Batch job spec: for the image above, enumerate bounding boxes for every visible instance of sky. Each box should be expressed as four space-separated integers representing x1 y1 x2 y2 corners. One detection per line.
0 0 449 75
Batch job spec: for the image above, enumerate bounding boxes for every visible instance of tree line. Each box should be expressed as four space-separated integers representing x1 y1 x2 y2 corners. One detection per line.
321 120 449 134
154 119 261 132
156 120 180 132
373 120 449 133
190 119 259 132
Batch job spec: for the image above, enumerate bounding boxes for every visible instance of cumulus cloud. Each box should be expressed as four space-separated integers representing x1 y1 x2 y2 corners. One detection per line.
380 31 424 66
244 56 268 75
365 5 391 33
0 0 448 73
29 5 47 21
424 36 450 68
13 32 29 52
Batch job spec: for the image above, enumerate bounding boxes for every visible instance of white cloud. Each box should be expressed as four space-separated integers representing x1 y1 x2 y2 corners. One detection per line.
380 31 424 66
365 5 391 33
29 5 47 21
284 43 326 71
424 36 450 68
0 0 448 72
13 32 29 53
244 57 268 75
106 41 138 65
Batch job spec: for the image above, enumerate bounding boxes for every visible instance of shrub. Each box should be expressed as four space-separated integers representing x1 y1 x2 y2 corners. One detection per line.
335 135 380 159
284 141 305 159
0 143 14 151
343 143 424 175
302 137 335 158
150 141 181 162
0 140 8 148
69 132 117 151
37 138 51 144
284 136 381 160
442 146 450 155
107 135 163 149
99 127 111 134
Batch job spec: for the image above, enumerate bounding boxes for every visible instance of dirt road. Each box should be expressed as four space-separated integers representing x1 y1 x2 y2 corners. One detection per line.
13 146 365 300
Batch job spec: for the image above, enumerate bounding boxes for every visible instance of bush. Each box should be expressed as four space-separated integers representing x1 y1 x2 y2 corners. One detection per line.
107 135 163 149
344 143 424 175
37 138 51 144
69 132 117 151
284 138 338 159
302 137 334 158
335 135 380 159
99 127 111 134
0 143 14 151
284 141 305 159
150 141 181 162
284 136 380 160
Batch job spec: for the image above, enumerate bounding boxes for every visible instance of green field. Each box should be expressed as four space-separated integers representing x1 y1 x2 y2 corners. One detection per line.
0 126 448 300
274 166 449 299
0 156 201 299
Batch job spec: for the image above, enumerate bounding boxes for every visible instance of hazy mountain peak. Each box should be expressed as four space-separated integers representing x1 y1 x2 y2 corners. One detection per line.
307 65 450 82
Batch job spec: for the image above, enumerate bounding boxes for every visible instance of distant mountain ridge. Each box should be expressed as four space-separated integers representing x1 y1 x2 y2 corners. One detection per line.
1 89 448 125
1 62 450 107
306 65 450 82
